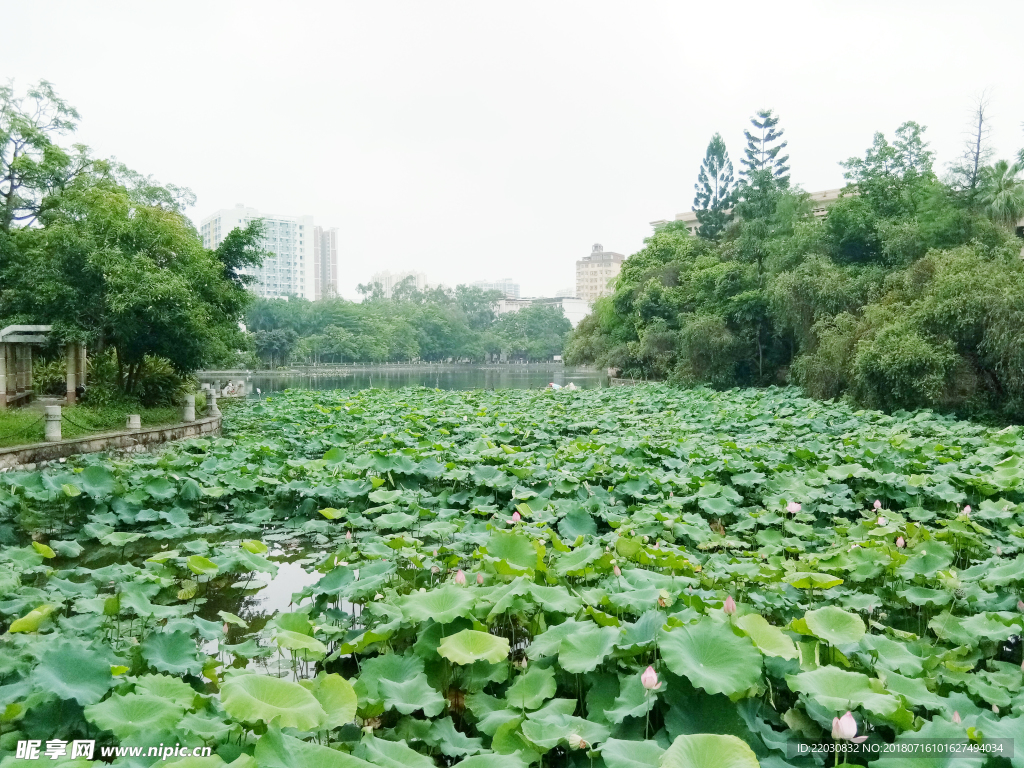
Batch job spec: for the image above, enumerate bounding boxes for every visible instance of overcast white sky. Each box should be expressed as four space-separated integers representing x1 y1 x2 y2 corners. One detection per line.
3 1 1022 299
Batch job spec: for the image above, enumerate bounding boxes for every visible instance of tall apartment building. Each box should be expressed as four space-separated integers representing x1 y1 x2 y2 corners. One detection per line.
200 204 338 300
369 270 429 298
576 244 625 302
313 226 339 299
471 278 520 299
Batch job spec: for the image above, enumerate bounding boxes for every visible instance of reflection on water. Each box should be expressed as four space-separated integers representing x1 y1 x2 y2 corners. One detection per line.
200 365 607 396
256 557 322 614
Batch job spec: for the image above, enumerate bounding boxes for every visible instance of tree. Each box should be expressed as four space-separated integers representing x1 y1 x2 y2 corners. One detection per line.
739 109 790 187
840 122 934 219
947 94 994 203
0 80 91 233
692 133 735 239
978 157 1024 231
214 219 268 288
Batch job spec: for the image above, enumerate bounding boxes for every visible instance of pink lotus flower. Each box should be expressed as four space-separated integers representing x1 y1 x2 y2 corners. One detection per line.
873 500 882 510
877 516 887 526
223 622 230 635
454 569 466 585
952 711 961 724
567 733 587 750
963 505 971 517
723 595 737 615
895 537 905 548
786 501 801 514
1017 599 1024 613
346 531 352 540
641 665 661 691
511 511 521 523
993 704 999 714
652 541 659 549
613 565 622 577
477 572 484 585
997 546 1003 556
831 711 867 743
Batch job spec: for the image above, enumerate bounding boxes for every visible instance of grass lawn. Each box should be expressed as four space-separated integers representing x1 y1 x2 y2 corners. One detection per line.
0 403 185 449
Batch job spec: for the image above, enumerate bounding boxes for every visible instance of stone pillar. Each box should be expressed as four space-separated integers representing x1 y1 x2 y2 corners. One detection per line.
4 345 14 398
25 347 32 392
208 390 221 418
126 414 141 430
78 344 87 388
183 394 196 423
66 343 77 404
44 406 62 442
0 345 6 409
15 346 25 393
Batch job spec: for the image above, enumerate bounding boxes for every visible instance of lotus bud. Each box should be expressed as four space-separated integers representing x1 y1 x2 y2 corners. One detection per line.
433 550 438 556
374 593 383 600
723 595 737 615
641 665 662 691
431 566 440 574
877 516 887 526
993 704 999 714
223 622 230 635
477 572 484 585
952 711 961 724
896 536 905 548
653 541 659 549
454 569 466 585
963 505 971 517
831 711 866 743
786 501 801 514
346 530 352 540
519 657 528 669
1017 600 1024 612
511 511 521 523
613 565 622 577
874 500 882 510
997 546 1002 556
567 733 587 750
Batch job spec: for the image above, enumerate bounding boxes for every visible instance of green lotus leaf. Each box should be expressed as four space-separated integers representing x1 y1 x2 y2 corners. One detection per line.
658 618 762 698
505 664 557 710
145 476 177 500
782 572 843 590
32 639 113 705
101 531 145 547
399 584 476 625
141 630 204 676
298 673 357 729
186 555 219 576
354 734 434 767
488 530 543 572
734 614 797 659
602 738 665 768
426 716 485 756
660 734 760 768
85 692 184 739
605 672 659 724
275 629 328 657
438 629 510 665
255 726 375 768
80 465 115 496
31 541 55 558
787 666 900 716
135 673 200 708
558 621 620 674
7 604 55 633
368 489 402 504
455 753 532 768
801 606 866 645
379 672 445 716
241 539 268 554
221 673 326 730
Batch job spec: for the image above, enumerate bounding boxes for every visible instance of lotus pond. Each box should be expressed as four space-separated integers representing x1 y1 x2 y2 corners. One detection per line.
2 385 1024 768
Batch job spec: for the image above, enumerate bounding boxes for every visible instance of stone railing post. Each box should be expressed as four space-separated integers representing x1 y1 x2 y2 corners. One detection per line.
66 343 78 404
209 390 221 418
44 405 62 442
126 414 141 430
183 394 196 423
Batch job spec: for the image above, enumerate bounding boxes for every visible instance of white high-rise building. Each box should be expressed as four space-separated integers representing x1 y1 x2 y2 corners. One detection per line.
368 270 429 298
471 278 520 299
201 204 335 300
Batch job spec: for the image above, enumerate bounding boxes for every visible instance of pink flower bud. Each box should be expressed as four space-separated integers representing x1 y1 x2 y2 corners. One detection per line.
511 511 521 523
873 500 882 510
877 516 887 526
952 711 961 724
895 536 905 548
723 595 736 615
613 565 622 577
641 665 661 691
786 501 801 514
997 546 1003 556
477 572 484 585
831 711 866 743
993 704 999 714
963 505 971 516
1017 600 1024 613
453 569 466 585
346 531 352 540
223 622 230 634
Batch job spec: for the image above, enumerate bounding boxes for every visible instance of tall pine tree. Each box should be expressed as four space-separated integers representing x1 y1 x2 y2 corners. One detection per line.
692 133 735 239
740 109 790 187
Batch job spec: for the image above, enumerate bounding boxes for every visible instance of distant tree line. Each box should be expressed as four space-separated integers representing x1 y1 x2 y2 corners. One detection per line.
245 278 571 367
566 102 1024 420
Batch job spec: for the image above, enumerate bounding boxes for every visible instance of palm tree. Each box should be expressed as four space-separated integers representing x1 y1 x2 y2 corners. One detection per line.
978 157 1024 231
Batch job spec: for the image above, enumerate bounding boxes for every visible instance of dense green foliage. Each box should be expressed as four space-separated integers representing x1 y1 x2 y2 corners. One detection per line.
4 385 1024 766
0 81 263 398
566 118 1024 420
246 285 572 366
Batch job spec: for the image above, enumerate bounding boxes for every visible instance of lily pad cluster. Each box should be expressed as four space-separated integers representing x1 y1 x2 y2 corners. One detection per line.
2 385 1024 767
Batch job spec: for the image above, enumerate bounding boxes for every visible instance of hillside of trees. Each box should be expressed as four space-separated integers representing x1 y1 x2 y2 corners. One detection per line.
566 107 1024 420
246 280 571 367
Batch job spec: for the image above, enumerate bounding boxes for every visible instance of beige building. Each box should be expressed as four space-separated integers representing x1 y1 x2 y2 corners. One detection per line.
576 244 625 302
650 188 844 234
313 226 339 300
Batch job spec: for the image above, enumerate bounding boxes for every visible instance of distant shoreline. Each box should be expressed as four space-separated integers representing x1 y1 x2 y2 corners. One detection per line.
198 362 601 377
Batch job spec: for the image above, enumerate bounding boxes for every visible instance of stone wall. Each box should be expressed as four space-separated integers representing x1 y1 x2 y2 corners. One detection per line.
0 415 221 471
